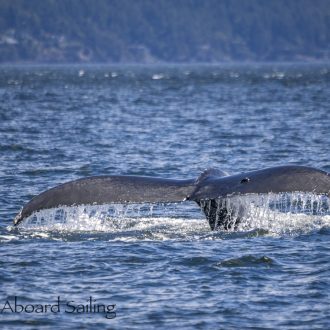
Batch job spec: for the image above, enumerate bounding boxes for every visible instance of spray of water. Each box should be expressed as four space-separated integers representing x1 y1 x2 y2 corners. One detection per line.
199 192 330 234
16 193 330 237
18 202 204 231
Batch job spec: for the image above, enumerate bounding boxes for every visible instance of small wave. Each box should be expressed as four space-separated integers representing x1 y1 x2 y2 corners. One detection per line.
0 144 32 152
215 255 275 268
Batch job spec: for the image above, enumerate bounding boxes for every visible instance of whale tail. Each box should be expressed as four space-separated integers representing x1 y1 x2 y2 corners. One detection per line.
13 166 330 229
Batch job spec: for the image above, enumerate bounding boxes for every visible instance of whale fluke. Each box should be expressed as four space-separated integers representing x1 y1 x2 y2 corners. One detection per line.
189 165 330 200
14 165 330 229
13 176 196 226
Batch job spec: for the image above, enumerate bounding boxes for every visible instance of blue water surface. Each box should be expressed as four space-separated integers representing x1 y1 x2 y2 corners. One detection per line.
0 64 330 329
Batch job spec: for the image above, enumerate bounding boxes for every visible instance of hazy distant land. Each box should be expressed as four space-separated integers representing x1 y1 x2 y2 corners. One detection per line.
0 0 329 63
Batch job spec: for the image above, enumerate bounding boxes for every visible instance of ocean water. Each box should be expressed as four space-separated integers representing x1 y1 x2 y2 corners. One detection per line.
0 63 330 329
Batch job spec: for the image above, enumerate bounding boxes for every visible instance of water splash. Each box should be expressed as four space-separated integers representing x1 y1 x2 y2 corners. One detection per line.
199 192 330 234
14 193 330 238
17 202 204 232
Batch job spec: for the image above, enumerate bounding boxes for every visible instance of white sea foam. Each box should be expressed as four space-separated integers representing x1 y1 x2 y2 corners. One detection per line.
0 234 19 242
151 73 164 80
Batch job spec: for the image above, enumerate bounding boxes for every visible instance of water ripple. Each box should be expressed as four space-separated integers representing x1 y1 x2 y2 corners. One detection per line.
1 64 330 329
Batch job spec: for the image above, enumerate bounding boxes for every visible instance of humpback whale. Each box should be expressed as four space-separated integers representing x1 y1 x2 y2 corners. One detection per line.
13 165 330 230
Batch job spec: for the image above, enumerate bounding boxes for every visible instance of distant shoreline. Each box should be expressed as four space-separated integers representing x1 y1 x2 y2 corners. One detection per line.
1 60 329 67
